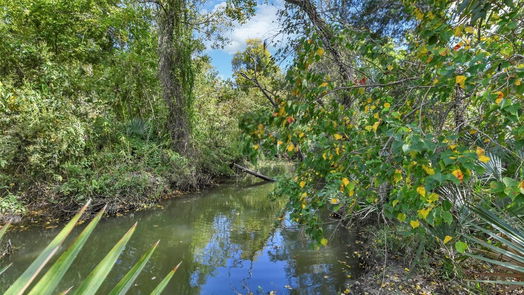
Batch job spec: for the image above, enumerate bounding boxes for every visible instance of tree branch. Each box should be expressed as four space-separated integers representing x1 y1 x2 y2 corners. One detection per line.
317 77 418 99
239 71 278 108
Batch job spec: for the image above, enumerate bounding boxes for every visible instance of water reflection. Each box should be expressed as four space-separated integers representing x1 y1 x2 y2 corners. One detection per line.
0 183 359 294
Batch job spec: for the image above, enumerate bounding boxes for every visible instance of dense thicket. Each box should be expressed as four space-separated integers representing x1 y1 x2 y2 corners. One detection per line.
0 0 261 217
242 0 524 284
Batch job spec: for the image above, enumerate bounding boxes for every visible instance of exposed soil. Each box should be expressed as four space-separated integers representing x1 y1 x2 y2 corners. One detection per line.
345 225 524 295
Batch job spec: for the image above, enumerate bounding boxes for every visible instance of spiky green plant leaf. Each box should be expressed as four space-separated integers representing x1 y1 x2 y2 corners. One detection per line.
5 201 91 295
108 240 160 295
28 206 107 295
72 222 137 295
466 205 524 285
1 263 13 276
0 223 10 242
149 262 181 295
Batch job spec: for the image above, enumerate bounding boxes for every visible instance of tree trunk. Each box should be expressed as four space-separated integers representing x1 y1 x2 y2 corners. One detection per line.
158 0 192 156
284 0 354 105
454 86 466 133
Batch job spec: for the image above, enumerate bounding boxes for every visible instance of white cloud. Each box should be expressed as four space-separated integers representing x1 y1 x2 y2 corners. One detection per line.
221 4 282 54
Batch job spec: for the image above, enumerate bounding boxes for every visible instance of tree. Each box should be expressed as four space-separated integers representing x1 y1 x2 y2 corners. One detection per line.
140 0 257 157
232 39 281 108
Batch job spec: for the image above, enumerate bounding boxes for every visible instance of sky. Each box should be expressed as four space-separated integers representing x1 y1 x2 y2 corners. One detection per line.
203 1 284 79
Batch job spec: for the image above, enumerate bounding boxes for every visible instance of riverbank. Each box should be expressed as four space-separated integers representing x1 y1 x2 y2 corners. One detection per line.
0 160 288 228
348 224 524 295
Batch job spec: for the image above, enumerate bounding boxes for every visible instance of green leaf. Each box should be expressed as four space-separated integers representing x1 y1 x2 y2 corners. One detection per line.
28 206 107 295
5 201 91 295
0 263 13 276
72 223 137 295
149 262 181 295
466 253 524 273
108 240 160 295
0 223 10 242
470 280 524 286
455 241 468 253
442 211 453 225
465 235 524 265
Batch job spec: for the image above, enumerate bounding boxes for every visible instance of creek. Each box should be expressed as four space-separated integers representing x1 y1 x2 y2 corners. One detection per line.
0 181 360 294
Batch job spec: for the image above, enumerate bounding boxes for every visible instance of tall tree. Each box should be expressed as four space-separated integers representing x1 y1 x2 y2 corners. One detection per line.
144 0 255 156
157 0 193 156
232 38 280 108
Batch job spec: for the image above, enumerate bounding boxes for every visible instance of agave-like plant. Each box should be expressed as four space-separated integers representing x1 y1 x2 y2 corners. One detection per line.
465 205 524 286
0 201 180 294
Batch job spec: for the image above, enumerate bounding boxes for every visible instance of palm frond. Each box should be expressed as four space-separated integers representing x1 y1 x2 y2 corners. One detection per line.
466 205 524 285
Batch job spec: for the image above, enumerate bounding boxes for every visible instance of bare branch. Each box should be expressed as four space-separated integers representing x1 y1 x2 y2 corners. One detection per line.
239 72 278 108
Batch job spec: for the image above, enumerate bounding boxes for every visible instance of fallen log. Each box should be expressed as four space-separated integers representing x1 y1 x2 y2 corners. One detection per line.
232 163 275 182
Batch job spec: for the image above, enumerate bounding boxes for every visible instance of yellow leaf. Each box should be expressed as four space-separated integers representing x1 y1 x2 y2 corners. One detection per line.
342 177 350 186
373 113 380 119
427 193 440 203
465 26 475 33
397 213 407 222
479 155 490 163
316 48 325 56
320 238 328 246
277 140 283 145
348 190 355 196
330 198 340 205
384 102 391 108
372 121 380 132
320 82 329 87
334 133 343 140
452 169 464 182
454 26 463 37
278 106 286 116
455 75 466 88
410 220 420 229
392 200 399 207
287 143 295 152
414 8 424 20
515 79 522 86
387 65 393 71
443 235 453 244
299 132 305 138
495 91 504 104
422 165 435 175
416 186 426 197
253 144 259 150
476 147 485 156
322 152 327 160
393 169 403 183
364 125 373 132
417 208 431 220
439 48 448 56
299 181 306 188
